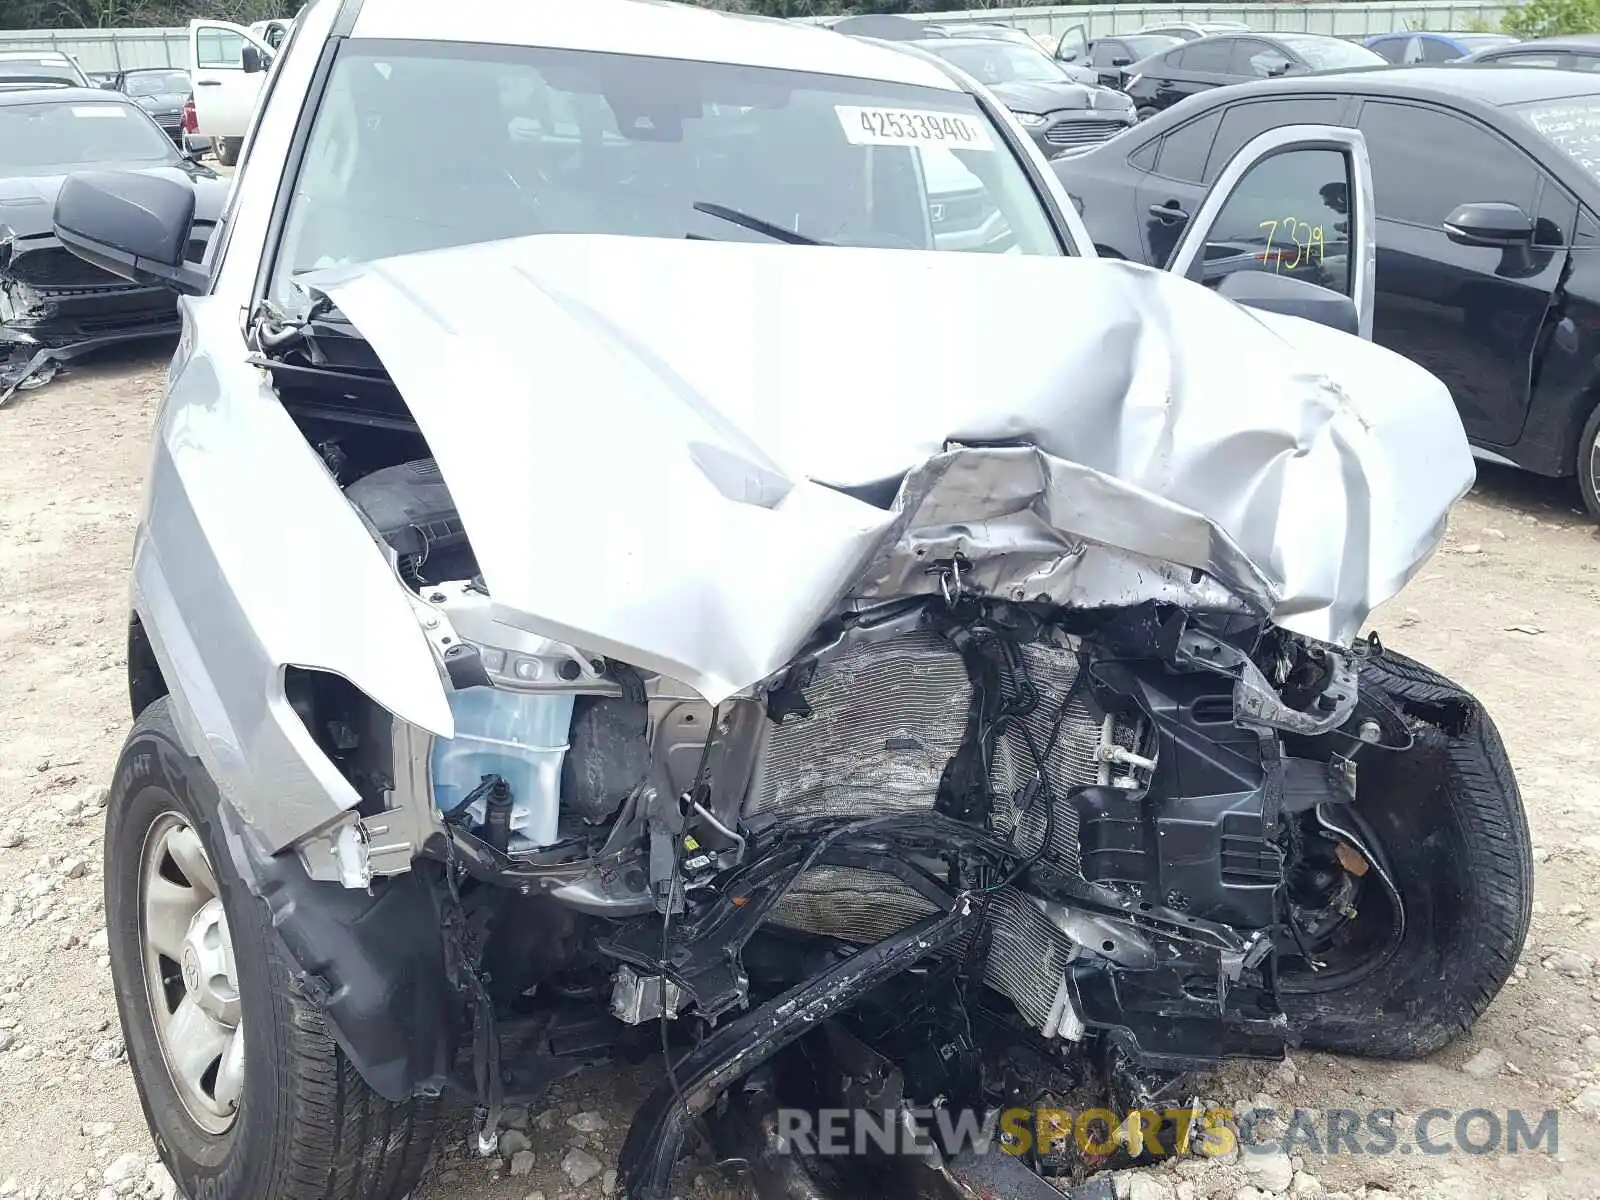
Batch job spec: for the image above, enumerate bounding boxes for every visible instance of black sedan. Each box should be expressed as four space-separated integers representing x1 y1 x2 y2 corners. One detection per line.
0 88 226 400
1053 66 1600 514
105 68 193 144
1121 32 1385 119
1468 32 1600 70
909 37 1136 155
1055 32 1184 88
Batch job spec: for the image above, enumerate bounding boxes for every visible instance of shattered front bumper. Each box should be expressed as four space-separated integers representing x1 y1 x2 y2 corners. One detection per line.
0 235 187 405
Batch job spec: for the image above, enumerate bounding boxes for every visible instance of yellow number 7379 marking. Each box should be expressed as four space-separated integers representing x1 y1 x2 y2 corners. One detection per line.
1257 217 1325 271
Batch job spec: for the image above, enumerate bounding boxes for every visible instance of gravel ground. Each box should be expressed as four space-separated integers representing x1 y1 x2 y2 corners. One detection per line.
3 348 1600 1200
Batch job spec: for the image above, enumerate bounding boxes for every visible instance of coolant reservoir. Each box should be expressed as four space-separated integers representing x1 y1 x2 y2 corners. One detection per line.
431 687 575 847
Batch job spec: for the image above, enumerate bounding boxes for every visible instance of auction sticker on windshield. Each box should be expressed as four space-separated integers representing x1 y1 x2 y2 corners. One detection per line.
72 106 127 118
837 105 994 151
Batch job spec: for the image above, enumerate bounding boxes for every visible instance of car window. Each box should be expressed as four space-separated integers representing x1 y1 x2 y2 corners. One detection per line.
1276 35 1386 70
1181 40 1234 72
1154 108 1222 181
1122 35 1182 60
934 43 1072 85
1231 39 1292 77
1206 98 1344 179
269 42 1065 311
197 27 247 70
0 100 178 176
1420 37 1462 63
1359 100 1538 226
1514 96 1600 185
1191 147 1353 297
1573 53 1600 70
0 63 78 89
1488 51 1563 67
1367 37 1408 63
1090 40 1126 68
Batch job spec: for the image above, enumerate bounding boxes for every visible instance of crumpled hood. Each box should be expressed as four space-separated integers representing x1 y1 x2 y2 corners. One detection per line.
988 78 1130 113
311 235 1472 704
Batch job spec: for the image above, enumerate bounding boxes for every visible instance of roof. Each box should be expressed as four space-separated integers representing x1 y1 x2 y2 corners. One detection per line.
0 49 74 61
1228 62 1600 105
0 86 132 107
349 0 959 90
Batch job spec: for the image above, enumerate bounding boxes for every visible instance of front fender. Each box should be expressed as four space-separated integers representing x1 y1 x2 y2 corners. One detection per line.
134 296 451 851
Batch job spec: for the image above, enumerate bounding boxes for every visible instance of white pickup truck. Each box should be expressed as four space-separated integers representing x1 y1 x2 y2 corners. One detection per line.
186 18 280 166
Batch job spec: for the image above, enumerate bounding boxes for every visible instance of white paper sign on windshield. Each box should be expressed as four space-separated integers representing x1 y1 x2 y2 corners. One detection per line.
836 105 995 151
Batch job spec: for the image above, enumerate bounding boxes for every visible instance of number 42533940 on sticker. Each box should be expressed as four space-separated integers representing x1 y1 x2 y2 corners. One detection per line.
836 105 995 151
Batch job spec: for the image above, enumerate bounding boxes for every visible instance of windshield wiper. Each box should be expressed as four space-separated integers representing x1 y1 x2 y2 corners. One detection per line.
691 201 828 247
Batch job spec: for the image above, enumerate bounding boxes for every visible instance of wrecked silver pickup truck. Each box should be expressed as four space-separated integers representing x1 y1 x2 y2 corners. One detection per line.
49 3 1528 1199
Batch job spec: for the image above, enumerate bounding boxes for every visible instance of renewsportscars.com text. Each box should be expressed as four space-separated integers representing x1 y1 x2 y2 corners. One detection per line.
773 1105 1559 1159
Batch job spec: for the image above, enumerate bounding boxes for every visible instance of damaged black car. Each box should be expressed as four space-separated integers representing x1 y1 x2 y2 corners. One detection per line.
0 87 222 403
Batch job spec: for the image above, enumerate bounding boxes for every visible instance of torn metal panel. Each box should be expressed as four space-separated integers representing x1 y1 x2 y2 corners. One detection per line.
312 234 1473 703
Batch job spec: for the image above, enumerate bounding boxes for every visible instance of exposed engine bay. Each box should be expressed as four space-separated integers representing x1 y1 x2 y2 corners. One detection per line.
206 243 1510 1200
317 448 1401 1198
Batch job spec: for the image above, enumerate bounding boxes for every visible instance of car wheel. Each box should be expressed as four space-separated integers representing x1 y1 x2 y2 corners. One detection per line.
213 137 240 167
106 698 440 1200
1279 650 1532 1057
1576 404 1600 519
1135 106 1159 122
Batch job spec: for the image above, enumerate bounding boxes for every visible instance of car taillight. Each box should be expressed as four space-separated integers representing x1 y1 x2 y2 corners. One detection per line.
182 97 197 133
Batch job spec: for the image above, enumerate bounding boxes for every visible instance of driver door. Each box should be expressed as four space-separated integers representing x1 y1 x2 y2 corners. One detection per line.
1165 125 1376 339
187 18 275 141
1055 24 1088 63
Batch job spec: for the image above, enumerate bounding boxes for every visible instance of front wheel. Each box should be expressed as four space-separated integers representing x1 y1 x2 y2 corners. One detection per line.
105 699 440 1200
1279 650 1532 1057
1135 105 1160 122
213 136 240 167
1576 403 1600 519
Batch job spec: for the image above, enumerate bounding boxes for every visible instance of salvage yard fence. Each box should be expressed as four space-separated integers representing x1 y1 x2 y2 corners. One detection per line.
0 1 1521 74
0 27 187 74
817 1 1516 38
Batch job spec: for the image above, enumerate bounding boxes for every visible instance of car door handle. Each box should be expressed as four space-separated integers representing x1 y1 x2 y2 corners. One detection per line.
197 79 222 86
1149 202 1189 223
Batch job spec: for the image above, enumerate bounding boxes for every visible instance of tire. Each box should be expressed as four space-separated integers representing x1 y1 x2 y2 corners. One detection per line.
1136 106 1160 122
1281 650 1532 1058
1576 403 1600 520
213 136 239 167
105 698 440 1200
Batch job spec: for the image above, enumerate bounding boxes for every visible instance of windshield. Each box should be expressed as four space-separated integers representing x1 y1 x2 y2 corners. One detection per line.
0 62 78 87
124 70 190 96
933 42 1071 84
0 100 177 176
270 43 1065 310
1277 35 1386 70
1515 97 1600 183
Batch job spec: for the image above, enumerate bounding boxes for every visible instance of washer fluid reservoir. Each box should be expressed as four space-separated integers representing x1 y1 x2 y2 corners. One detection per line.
431 686 575 847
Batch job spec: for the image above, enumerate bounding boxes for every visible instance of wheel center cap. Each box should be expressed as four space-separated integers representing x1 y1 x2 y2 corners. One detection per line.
181 947 200 993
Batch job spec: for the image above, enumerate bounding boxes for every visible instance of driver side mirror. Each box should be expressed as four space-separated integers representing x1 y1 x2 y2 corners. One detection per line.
241 45 266 74
53 170 208 295
1217 271 1359 337
1444 201 1535 247
1112 56 1132 67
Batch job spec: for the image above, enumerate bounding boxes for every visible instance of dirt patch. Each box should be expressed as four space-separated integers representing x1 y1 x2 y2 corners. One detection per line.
0 353 1596 1200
